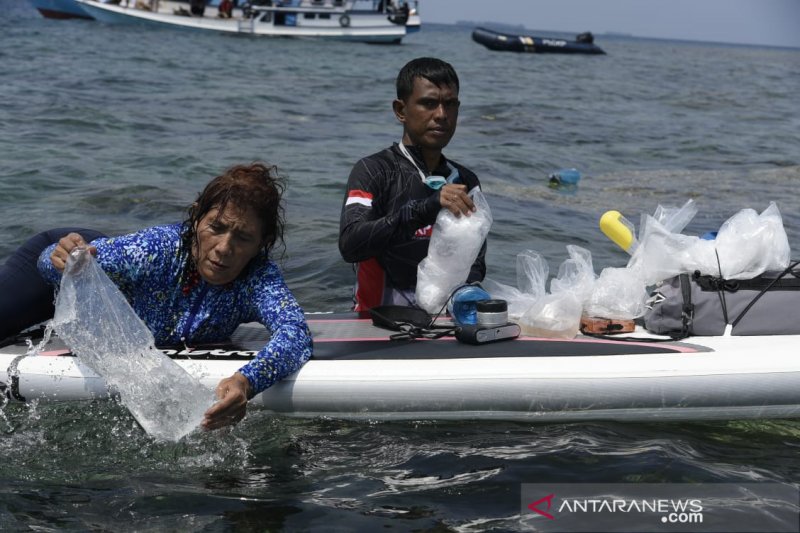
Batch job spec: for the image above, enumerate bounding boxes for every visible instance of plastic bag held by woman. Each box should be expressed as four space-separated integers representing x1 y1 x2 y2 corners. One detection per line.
54 248 213 442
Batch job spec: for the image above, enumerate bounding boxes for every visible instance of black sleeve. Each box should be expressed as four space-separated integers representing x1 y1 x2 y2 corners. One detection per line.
338 156 441 263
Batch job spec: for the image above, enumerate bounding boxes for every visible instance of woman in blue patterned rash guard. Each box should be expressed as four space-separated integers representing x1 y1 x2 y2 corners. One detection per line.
36 163 313 430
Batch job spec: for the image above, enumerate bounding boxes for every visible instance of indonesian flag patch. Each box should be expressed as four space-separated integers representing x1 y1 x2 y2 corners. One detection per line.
345 189 373 207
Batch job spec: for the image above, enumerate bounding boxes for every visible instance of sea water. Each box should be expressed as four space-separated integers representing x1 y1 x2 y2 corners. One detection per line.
1 1 799 529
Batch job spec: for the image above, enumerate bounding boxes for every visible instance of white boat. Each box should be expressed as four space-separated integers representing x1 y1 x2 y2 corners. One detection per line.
3 314 800 423
73 0 421 43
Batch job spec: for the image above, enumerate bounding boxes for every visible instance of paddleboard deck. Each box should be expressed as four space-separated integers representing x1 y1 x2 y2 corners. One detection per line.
2 313 799 422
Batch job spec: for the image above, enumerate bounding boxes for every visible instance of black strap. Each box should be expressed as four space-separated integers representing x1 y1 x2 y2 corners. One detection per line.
731 259 800 329
695 268 800 292
369 307 456 340
580 331 684 343
370 305 433 331
0 324 48 349
677 273 694 340
696 271 731 329
388 323 457 341
370 292 458 341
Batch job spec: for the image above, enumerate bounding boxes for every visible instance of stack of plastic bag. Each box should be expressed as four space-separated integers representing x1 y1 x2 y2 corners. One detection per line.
517 245 595 338
484 246 597 339
583 266 648 320
482 250 548 320
630 201 790 285
586 200 790 321
478 200 790 339
416 189 493 314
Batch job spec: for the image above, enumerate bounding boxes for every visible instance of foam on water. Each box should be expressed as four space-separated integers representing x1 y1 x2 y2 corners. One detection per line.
51 248 215 441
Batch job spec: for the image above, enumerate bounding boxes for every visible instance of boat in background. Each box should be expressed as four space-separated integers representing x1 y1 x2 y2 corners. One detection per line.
73 0 420 43
472 26 606 55
29 0 92 19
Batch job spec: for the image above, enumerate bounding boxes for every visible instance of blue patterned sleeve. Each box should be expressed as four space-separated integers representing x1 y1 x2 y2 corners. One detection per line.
37 243 63 285
37 226 176 288
36 237 122 284
237 261 313 396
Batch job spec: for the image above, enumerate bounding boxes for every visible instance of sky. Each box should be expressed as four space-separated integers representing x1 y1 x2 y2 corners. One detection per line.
420 0 800 48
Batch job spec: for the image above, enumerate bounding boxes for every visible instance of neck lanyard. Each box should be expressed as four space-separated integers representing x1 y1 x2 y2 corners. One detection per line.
397 143 458 190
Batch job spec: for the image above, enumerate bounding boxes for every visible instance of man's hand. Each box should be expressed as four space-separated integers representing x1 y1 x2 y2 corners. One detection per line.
202 372 251 430
438 184 475 217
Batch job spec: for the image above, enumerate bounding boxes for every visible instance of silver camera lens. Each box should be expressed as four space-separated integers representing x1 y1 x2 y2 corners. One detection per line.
476 299 508 327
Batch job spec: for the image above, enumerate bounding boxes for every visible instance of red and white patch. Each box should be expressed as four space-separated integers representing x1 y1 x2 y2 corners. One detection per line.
414 225 433 238
345 189 373 207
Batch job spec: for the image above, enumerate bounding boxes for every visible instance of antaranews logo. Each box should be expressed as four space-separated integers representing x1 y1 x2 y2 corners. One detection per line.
527 493 555 520
526 493 703 523
521 483 799 533
557 497 703 523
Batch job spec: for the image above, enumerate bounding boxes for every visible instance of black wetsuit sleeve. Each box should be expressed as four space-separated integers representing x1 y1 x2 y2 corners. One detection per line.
339 156 440 263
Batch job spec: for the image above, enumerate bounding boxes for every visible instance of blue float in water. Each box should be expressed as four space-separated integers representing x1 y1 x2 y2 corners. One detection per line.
548 168 581 188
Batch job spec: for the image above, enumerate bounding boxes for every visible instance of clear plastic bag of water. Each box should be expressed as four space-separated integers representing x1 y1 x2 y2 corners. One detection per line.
416 189 493 313
482 250 548 321
52 248 215 441
518 245 595 338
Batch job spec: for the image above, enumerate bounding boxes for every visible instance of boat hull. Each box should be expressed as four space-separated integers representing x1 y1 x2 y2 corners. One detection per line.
472 26 606 55
3 314 799 423
75 0 409 43
29 0 92 19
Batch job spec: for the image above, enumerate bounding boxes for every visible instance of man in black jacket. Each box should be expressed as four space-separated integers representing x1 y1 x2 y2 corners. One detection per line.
339 57 486 311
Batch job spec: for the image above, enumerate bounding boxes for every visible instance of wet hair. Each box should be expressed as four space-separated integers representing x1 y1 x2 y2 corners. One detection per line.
180 163 286 278
396 57 460 102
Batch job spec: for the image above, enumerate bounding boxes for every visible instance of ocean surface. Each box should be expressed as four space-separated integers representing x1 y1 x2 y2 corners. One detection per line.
2 1 800 530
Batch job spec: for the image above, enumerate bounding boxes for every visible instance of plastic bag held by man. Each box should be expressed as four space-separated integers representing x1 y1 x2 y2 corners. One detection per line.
416 189 492 314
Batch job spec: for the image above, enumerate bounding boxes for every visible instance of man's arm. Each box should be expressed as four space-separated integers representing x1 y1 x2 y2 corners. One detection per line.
338 157 440 263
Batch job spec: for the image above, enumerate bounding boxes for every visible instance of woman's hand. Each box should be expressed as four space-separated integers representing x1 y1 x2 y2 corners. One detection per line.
202 372 251 430
50 233 97 273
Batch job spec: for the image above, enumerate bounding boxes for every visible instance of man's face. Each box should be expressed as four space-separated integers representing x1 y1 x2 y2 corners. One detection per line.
395 77 460 153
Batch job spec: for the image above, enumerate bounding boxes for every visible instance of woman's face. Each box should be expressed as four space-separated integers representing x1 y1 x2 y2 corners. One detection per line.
193 204 264 285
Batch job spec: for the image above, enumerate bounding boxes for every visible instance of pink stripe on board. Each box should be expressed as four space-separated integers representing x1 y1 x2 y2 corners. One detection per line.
312 333 699 353
40 350 72 356
307 318 371 323
315 337 393 342
306 318 452 324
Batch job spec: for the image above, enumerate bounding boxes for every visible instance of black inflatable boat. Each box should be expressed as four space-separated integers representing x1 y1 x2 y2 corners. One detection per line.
472 27 606 55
